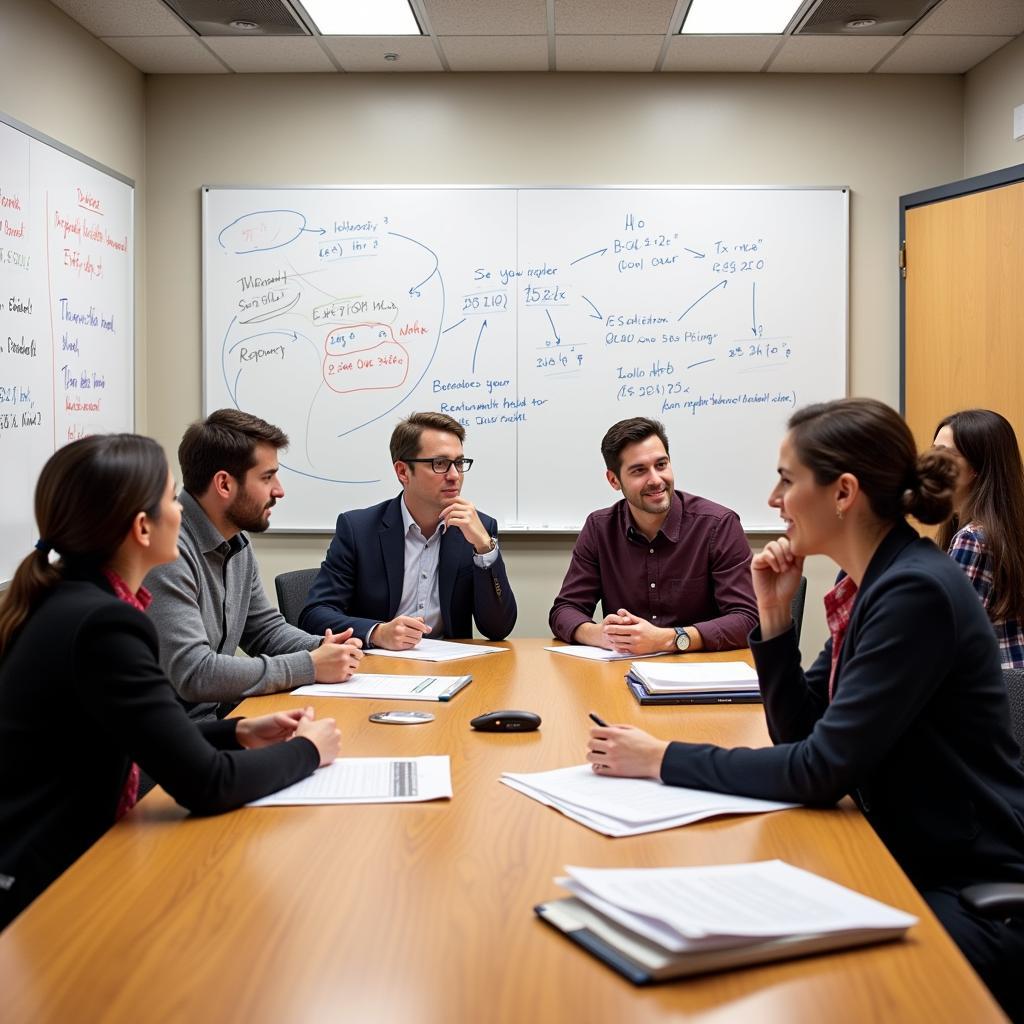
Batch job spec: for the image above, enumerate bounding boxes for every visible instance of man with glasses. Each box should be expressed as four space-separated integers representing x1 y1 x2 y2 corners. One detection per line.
300 411 516 649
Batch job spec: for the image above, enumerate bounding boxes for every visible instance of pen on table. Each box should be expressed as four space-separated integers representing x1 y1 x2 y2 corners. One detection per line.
588 712 608 727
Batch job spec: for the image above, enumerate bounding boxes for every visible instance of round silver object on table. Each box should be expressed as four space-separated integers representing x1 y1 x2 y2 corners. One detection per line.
368 710 436 725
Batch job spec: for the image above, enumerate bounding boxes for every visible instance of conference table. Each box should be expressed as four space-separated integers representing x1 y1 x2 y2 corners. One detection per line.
0 640 1006 1022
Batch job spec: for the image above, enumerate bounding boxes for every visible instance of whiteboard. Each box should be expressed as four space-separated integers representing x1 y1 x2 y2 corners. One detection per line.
0 113 134 584
203 186 847 532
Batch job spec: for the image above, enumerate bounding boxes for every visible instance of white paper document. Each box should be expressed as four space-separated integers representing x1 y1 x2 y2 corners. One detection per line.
545 645 669 662
630 661 760 693
501 764 795 837
248 756 452 806
292 673 471 701
559 861 917 951
363 638 508 662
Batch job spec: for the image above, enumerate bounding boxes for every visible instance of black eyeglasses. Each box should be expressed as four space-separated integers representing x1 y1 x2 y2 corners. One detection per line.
403 457 474 474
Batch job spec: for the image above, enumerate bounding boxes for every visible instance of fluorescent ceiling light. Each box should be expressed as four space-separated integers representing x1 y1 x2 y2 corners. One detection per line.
680 0 803 34
300 0 421 35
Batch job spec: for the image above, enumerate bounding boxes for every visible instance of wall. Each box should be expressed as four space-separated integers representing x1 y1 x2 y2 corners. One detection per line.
964 34 1024 177
144 71 963 660
0 0 147 424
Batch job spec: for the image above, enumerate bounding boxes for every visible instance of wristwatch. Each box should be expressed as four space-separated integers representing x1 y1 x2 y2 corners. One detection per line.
673 626 691 652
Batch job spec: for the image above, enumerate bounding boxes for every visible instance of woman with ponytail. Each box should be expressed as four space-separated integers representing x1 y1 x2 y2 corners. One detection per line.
934 409 1024 668
0 435 340 929
586 399 1024 1019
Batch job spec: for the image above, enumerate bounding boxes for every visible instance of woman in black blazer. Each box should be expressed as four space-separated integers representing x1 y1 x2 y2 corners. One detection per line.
0 434 340 929
587 398 1024 1020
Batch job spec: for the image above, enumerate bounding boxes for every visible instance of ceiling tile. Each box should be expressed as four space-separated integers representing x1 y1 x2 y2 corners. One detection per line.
204 37 337 73
49 0 191 36
662 36 781 72
421 0 547 36
100 35 228 72
440 36 549 72
768 36 901 73
875 34 1013 72
913 0 1024 35
554 0 676 35
556 35 664 72
323 36 444 72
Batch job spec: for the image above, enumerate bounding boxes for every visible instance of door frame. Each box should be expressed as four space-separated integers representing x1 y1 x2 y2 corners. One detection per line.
899 161 1024 413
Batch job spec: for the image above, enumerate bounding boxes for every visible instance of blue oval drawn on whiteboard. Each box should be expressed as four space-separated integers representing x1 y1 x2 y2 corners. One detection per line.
218 210 324 255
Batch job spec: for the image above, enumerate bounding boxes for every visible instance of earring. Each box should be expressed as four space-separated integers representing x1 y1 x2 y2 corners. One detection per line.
836 507 844 521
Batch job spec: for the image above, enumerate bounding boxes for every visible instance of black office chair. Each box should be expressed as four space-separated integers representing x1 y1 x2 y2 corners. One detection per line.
274 567 319 627
790 575 808 643
960 668 1024 919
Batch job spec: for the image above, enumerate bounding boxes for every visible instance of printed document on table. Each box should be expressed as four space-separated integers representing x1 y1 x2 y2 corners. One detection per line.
248 756 452 805
559 861 917 949
363 638 507 662
292 673 471 701
545 645 669 662
501 764 796 836
630 661 758 691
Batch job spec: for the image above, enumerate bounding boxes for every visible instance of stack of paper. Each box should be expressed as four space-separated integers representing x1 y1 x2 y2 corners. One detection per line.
364 638 507 662
292 673 471 702
627 661 761 705
545 645 669 662
500 764 795 837
536 860 917 983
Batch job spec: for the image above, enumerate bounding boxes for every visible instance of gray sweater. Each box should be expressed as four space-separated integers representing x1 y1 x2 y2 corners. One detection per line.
145 490 319 718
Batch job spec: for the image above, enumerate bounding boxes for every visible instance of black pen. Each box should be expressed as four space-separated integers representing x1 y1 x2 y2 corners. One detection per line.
588 712 608 727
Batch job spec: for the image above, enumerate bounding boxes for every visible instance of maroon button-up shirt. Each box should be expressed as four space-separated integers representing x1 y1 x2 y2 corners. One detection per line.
548 490 758 650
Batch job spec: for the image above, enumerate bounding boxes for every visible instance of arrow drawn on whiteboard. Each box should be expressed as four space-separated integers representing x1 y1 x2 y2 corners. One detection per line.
442 318 466 334
569 247 608 267
581 295 603 320
389 230 440 297
684 248 706 259
545 309 561 345
471 320 489 374
677 279 727 322
751 281 761 336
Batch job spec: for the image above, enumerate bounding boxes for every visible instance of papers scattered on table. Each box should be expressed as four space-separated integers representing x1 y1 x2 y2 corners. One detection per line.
364 638 508 662
629 661 759 692
292 673 471 702
544 644 668 662
536 860 916 983
500 764 795 837
248 756 452 806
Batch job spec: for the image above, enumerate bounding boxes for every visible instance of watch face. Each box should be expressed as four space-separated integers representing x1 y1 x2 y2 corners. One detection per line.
676 630 690 651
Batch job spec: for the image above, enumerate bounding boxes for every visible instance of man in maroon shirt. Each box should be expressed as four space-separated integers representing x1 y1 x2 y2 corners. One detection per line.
548 417 758 654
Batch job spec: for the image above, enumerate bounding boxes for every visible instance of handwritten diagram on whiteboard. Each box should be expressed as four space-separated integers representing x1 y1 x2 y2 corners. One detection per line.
203 187 847 531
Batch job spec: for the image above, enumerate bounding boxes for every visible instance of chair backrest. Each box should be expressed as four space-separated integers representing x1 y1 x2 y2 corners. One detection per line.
275 568 319 627
790 576 808 644
1002 668 1024 765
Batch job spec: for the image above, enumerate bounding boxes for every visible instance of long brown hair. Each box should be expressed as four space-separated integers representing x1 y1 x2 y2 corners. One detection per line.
789 398 956 525
934 409 1024 622
0 434 168 656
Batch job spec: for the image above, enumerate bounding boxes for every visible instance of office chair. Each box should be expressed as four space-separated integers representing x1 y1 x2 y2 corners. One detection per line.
274 567 319 627
790 576 808 643
960 667 1024 919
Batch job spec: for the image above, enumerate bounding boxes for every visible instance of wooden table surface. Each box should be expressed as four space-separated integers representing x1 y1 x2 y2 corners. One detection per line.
0 640 1006 1023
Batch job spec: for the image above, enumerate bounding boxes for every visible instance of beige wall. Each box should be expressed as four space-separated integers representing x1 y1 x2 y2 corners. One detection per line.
964 34 1024 177
0 0 147 420
144 71 963 660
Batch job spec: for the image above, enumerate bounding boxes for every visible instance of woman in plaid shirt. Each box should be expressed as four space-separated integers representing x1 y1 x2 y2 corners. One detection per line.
934 409 1024 669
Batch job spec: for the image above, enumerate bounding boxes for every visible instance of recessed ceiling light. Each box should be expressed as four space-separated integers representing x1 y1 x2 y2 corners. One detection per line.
680 0 803 34
846 18 878 29
229 20 260 31
299 0 421 36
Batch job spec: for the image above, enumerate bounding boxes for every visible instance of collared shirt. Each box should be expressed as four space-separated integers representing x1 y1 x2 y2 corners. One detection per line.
823 574 858 701
367 497 501 646
548 490 758 650
948 522 1024 669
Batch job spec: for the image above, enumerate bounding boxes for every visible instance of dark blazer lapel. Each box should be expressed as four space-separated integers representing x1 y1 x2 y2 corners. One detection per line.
380 495 406 619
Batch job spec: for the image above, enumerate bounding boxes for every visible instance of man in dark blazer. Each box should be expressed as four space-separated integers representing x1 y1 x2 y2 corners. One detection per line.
300 412 516 649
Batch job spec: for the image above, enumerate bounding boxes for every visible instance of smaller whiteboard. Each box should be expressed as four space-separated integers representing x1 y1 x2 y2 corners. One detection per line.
0 113 134 584
203 185 846 531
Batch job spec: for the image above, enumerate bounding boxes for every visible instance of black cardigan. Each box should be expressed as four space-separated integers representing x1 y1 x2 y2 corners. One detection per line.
661 522 1024 891
0 572 318 927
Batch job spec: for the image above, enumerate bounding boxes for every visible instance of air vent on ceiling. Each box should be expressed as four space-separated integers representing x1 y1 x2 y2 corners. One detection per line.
161 0 308 36
795 0 942 36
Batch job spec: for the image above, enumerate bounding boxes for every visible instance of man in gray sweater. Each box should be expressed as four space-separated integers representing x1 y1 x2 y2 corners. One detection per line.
146 409 363 720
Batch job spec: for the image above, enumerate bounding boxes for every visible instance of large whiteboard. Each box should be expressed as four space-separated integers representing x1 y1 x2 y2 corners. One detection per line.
0 114 134 584
203 186 847 532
